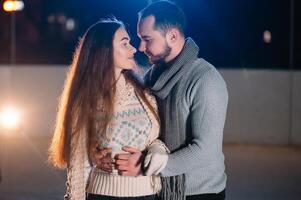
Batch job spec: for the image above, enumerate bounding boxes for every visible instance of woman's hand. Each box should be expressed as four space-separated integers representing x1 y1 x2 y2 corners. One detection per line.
89 142 114 173
114 146 144 176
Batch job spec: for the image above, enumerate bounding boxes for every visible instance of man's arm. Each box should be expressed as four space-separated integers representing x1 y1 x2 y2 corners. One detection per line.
160 71 228 177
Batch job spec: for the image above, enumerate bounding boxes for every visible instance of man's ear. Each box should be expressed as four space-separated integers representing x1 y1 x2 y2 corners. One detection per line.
166 28 180 45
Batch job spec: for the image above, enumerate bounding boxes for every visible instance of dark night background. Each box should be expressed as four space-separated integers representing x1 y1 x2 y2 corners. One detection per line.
1 2 301 199
0 0 300 69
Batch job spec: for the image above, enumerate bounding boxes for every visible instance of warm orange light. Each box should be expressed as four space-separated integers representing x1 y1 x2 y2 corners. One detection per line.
3 0 24 12
0 106 21 130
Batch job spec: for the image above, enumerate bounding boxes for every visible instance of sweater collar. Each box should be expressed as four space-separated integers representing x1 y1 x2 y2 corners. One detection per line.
145 37 199 98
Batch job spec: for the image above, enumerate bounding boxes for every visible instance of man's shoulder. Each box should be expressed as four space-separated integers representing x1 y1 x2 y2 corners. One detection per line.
186 59 228 103
189 58 222 83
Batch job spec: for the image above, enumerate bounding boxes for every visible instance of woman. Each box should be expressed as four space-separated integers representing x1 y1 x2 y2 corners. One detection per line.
48 18 168 200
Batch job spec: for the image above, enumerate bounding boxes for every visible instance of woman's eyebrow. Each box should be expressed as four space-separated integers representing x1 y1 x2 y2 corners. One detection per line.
120 37 130 42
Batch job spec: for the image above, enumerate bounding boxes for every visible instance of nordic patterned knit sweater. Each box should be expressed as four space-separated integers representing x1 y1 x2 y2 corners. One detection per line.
144 38 228 199
65 74 161 200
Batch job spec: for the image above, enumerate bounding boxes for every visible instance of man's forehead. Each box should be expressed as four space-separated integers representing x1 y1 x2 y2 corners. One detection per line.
137 16 156 35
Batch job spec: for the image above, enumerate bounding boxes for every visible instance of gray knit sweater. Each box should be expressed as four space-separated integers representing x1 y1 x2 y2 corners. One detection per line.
144 38 228 196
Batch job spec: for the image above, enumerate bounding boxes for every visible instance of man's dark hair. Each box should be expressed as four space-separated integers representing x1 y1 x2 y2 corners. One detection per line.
138 0 186 36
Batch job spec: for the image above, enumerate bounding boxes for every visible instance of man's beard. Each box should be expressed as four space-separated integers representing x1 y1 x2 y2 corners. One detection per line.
147 43 172 65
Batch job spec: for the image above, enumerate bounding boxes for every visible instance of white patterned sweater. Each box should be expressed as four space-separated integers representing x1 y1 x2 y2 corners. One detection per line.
65 74 161 200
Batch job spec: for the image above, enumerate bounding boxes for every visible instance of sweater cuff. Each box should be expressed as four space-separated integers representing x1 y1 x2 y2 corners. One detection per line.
159 156 171 177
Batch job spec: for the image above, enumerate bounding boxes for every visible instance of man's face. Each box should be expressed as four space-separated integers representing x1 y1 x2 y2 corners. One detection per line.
137 16 171 64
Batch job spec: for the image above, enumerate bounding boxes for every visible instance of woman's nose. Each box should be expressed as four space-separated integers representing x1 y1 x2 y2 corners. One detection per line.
131 45 137 54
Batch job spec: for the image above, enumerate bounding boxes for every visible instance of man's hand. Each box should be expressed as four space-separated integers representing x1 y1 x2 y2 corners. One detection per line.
144 142 169 176
89 142 114 173
114 146 144 176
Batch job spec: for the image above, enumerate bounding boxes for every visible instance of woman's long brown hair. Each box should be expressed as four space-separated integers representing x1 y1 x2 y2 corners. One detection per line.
48 19 159 169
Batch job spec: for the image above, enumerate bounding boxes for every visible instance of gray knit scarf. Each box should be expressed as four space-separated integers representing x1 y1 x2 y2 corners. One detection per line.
144 38 199 200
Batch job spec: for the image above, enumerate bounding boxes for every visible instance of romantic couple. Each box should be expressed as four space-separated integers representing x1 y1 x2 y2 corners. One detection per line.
48 1 228 200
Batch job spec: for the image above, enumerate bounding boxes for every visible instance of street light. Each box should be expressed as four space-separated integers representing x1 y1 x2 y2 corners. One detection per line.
3 0 24 12
0 105 22 183
0 106 21 130
2 0 25 65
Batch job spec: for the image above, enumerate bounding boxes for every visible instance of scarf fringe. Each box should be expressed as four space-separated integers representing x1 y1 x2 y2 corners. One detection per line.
160 175 185 200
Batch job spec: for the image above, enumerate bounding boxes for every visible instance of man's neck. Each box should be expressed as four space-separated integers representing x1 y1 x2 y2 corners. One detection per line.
164 37 186 64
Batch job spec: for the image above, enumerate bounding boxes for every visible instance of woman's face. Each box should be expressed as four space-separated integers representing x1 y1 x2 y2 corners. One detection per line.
113 27 137 75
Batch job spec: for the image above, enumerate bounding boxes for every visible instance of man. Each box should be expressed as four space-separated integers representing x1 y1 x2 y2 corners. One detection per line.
92 1 228 200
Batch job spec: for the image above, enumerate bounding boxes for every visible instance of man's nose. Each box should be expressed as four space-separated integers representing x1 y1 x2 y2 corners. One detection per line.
138 42 146 52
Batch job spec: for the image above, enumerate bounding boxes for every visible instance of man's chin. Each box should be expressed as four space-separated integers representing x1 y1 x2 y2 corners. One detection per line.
148 56 159 64
149 59 155 64
145 55 153 64
146 54 157 64
149 58 164 65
